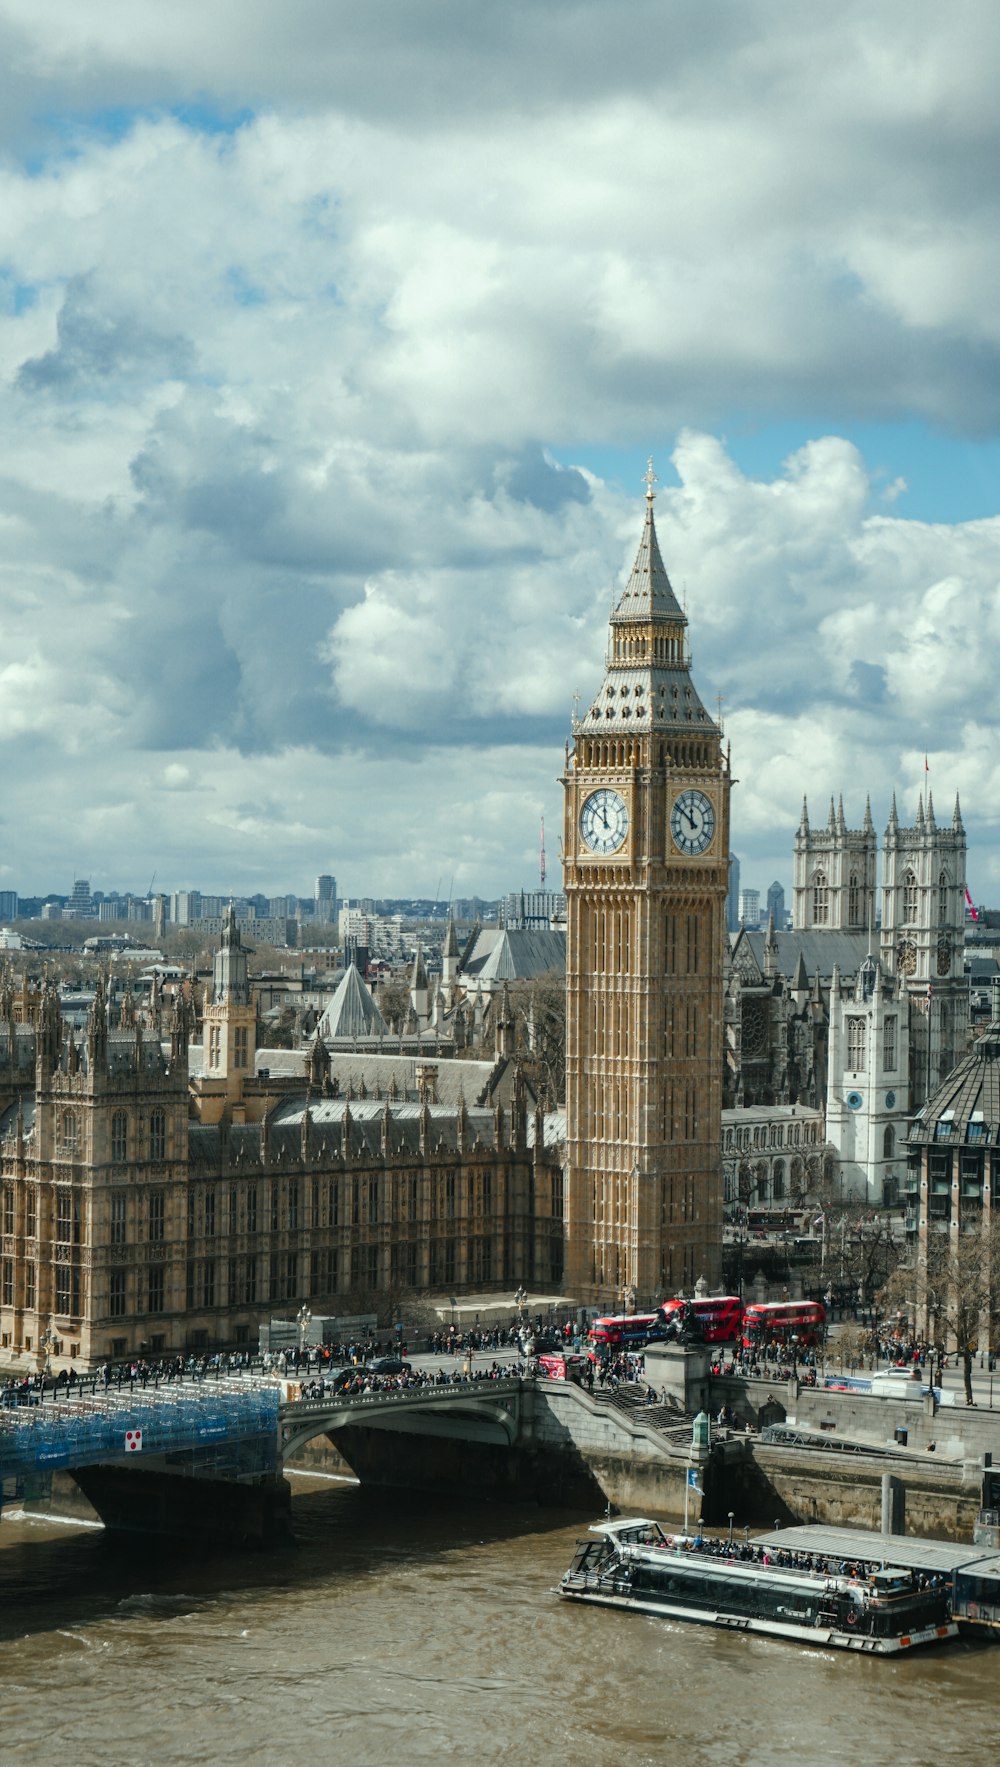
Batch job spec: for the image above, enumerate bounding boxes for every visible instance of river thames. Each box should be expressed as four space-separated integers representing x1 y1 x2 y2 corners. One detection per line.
1 1475 997 1767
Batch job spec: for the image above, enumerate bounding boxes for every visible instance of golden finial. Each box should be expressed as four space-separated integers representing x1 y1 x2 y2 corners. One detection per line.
644 456 657 501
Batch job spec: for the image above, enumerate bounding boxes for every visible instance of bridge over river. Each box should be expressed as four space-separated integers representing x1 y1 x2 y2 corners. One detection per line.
0 1365 707 1541
5 1358 965 1546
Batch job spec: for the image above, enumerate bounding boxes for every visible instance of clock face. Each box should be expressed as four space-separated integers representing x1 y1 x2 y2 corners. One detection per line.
580 787 629 854
847 1090 863 1111
670 788 716 856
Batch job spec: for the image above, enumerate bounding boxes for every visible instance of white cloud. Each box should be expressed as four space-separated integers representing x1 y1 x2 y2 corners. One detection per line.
0 6 998 898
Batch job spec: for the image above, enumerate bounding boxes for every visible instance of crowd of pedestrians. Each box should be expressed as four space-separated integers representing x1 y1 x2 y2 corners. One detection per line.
293 1360 527 1400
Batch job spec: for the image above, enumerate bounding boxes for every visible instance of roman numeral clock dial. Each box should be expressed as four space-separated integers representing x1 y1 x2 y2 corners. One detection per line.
580 787 629 855
670 788 715 856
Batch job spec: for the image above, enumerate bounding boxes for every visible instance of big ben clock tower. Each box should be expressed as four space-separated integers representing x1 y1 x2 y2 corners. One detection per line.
564 465 729 1305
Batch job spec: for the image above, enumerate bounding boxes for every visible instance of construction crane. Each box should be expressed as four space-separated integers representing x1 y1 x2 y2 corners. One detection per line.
539 815 546 889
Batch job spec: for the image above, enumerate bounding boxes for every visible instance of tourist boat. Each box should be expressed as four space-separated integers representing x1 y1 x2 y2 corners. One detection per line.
558 1518 958 1654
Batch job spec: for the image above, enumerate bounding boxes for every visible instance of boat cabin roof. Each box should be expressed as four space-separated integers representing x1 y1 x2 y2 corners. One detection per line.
755 1524 980 1575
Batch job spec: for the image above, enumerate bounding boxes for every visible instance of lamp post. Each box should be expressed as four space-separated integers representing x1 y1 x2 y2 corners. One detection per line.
727 1511 735 1547
296 1303 312 1362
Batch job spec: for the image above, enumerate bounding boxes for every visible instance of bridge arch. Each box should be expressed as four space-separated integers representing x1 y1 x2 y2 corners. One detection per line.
279 1379 523 1466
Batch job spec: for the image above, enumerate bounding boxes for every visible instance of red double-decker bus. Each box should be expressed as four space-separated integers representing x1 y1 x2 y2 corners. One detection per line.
588 1312 665 1355
657 1295 742 1344
741 1300 826 1349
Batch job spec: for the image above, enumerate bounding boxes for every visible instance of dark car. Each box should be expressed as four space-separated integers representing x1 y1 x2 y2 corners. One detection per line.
330 1365 364 1391
369 1355 406 1375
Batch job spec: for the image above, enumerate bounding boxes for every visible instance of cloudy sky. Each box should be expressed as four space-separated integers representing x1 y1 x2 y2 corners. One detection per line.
2 1 1000 907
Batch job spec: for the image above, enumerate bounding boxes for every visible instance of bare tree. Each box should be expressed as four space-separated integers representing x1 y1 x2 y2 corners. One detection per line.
510 971 566 1104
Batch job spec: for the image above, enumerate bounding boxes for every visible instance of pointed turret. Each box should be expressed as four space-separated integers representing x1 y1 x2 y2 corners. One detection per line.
827 797 837 833
836 793 847 833
763 912 778 978
410 947 430 1026
862 794 874 833
576 463 719 739
86 971 108 1069
953 793 964 832
442 912 460 994
612 471 685 622
915 794 925 829
886 793 899 838
926 790 936 828
797 795 810 837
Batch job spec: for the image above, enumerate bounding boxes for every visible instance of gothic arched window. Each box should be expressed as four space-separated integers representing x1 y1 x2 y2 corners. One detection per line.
938 869 949 925
847 1016 866 1069
149 1109 166 1162
883 1125 895 1159
772 1158 785 1200
902 869 918 923
59 1109 80 1156
812 870 829 924
848 872 861 926
111 1110 127 1164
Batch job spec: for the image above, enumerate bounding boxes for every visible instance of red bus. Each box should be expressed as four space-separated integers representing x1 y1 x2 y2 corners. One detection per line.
535 1351 588 1382
588 1313 664 1354
657 1295 742 1344
741 1300 826 1350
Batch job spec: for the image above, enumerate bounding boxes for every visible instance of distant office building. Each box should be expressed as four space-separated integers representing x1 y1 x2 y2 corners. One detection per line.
0 891 17 920
765 880 786 929
502 889 566 929
338 907 406 957
738 887 760 928
315 874 337 924
726 855 740 932
171 891 201 927
67 879 94 919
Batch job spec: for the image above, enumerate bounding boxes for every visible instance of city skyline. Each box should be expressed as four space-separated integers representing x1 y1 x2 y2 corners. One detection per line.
1 6 1000 900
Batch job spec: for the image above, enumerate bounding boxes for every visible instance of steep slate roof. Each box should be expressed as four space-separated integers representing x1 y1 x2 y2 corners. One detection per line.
475 929 566 985
316 964 389 1042
731 928 872 985
458 926 500 978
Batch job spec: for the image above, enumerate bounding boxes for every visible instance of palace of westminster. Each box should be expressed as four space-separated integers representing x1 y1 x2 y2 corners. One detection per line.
1 482 996 1369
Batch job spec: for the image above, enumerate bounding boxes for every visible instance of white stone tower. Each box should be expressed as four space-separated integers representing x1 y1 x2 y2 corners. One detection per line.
792 795 877 932
825 955 910 1205
880 793 968 1103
